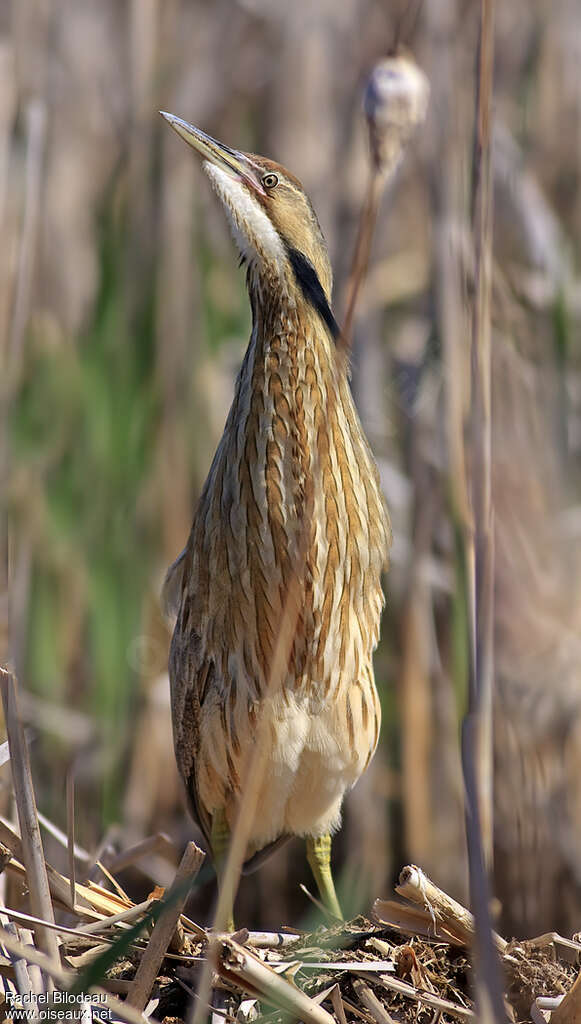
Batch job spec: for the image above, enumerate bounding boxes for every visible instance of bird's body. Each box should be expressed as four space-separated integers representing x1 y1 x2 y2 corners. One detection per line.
161 114 391 911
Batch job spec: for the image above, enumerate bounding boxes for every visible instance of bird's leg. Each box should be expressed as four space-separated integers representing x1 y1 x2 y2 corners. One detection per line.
211 809 235 931
305 834 342 919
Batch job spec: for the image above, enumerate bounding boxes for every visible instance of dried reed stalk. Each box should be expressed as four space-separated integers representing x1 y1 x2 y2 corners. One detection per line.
0 39 16 359
8 99 46 378
3 93 45 684
372 973 475 1021
372 897 467 945
352 978 396 1024
395 864 507 952
127 841 205 1011
66 771 76 911
0 925 72 987
0 926 149 1024
1 836 133 921
73 898 155 935
463 2 506 1021
2 920 36 1009
399 480 435 864
468 0 495 875
244 931 300 948
0 670 59 973
341 172 385 353
423 0 474 903
211 935 336 1024
106 833 177 875
127 0 159 314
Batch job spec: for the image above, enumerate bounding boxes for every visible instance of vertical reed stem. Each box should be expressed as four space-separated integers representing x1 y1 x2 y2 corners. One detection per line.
462 2 506 1020
469 0 495 871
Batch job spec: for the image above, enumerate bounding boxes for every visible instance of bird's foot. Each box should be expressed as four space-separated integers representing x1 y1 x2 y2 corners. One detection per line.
211 808 236 931
306 833 342 920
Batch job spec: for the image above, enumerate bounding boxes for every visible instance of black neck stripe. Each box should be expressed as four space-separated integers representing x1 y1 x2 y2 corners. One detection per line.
285 246 340 343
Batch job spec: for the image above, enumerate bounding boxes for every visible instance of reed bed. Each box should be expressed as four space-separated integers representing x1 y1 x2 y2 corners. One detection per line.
2 0 581 988
0 667 579 1024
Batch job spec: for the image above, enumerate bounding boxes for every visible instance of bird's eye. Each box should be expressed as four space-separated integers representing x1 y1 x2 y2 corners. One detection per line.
262 173 279 190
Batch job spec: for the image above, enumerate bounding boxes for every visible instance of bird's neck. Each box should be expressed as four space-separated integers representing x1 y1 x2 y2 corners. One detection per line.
246 268 294 345
246 277 334 380
246 251 339 351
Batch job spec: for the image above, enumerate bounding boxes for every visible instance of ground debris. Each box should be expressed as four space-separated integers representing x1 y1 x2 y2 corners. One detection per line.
0 812 579 1024
273 919 474 1023
503 942 576 1021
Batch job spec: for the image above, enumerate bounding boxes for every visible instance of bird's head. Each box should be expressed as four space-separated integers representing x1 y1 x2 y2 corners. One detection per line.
161 112 337 338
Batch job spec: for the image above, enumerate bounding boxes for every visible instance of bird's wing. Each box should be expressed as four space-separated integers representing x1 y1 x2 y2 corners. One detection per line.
169 613 215 850
161 547 187 623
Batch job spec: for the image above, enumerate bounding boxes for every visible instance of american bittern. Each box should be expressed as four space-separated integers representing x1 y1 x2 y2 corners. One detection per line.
161 111 391 923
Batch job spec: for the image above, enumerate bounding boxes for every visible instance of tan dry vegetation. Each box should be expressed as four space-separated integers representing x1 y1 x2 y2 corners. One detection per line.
1 0 581 950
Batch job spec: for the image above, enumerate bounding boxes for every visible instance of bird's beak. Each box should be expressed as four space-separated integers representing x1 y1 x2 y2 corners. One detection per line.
160 111 266 197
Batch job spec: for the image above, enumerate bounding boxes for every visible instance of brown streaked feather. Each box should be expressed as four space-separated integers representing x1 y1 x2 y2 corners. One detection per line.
166 147 391 861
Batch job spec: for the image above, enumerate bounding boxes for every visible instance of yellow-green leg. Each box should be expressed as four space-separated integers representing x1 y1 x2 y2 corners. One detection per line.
306 834 342 919
211 809 235 931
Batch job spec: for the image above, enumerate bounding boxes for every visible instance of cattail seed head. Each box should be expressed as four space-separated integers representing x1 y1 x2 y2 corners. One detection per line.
364 53 430 175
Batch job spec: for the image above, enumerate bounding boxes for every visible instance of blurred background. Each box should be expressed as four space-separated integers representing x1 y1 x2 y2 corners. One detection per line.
1 0 581 937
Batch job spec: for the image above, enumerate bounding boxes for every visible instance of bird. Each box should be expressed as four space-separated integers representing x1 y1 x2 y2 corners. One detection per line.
160 110 391 925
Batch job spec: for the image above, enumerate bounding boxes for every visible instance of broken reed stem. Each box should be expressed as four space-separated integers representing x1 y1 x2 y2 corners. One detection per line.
0 669 60 974
211 936 336 1024
127 841 205 1011
396 864 507 952
329 985 350 1024
372 896 465 945
352 978 396 1024
396 864 474 945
